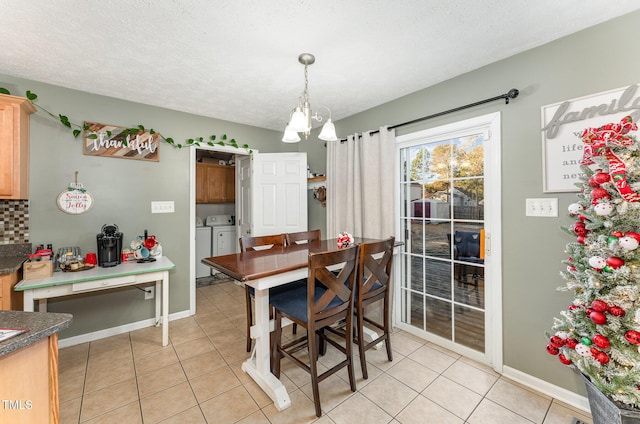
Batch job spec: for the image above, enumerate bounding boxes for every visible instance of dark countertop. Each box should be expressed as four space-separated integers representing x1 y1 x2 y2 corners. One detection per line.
0 242 31 275
0 310 72 356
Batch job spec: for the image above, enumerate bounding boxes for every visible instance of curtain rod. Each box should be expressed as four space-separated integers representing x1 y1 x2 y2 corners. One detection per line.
339 88 519 142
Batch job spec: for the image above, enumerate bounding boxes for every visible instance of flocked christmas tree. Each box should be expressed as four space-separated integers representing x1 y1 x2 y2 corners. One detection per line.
547 115 640 408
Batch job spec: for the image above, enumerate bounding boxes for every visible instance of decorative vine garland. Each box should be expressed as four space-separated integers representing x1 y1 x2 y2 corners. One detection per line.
0 87 253 153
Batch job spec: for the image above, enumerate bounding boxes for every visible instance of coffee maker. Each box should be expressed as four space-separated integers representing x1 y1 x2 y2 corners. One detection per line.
97 224 123 267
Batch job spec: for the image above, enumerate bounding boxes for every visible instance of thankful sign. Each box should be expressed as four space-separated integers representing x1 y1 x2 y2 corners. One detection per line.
83 121 160 161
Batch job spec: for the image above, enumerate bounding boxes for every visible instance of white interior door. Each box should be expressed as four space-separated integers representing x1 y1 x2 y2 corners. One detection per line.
251 152 307 237
238 155 252 238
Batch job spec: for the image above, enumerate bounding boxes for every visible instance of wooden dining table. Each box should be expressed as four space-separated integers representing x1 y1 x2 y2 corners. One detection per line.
201 237 386 411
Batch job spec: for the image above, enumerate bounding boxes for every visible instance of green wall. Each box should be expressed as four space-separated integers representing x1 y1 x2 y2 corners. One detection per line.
301 10 640 397
0 74 292 338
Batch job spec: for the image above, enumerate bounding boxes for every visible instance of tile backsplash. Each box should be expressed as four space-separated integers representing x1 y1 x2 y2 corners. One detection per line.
0 200 29 244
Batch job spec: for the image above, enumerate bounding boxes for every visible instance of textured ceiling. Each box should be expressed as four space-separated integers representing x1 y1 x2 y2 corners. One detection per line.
1 0 639 133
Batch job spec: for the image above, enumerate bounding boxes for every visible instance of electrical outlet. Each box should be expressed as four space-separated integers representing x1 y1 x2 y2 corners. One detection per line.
525 198 558 217
144 286 155 300
151 201 174 214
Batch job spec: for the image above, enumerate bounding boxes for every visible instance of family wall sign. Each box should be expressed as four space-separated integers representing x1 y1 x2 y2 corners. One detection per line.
83 121 160 162
541 84 640 192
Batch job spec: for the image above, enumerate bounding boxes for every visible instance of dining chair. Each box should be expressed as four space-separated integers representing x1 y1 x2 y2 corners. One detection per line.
285 229 321 246
269 245 360 417
240 234 286 352
353 236 395 379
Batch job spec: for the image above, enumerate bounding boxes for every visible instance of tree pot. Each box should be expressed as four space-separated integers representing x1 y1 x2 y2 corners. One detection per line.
581 374 640 424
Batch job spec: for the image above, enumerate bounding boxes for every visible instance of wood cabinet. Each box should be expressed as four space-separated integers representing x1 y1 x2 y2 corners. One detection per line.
0 311 72 424
0 94 36 199
0 269 23 311
196 163 235 203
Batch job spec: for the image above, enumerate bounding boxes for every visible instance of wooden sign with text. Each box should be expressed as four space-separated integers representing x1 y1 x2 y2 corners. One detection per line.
541 84 640 192
83 121 160 162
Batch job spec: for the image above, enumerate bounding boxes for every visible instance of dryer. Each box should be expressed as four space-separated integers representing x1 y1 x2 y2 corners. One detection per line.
205 214 237 258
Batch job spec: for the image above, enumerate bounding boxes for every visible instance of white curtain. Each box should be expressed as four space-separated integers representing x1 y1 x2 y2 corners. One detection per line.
326 126 396 239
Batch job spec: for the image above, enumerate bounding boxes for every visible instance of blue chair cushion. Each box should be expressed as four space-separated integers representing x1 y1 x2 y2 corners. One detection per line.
269 280 344 323
247 278 307 297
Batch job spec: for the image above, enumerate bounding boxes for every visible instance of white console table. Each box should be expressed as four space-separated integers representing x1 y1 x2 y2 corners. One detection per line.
14 256 175 346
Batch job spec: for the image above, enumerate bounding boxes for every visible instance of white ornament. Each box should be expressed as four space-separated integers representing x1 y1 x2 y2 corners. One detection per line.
589 256 606 270
619 236 640 251
568 203 583 215
575 343 593 357
594 203 614 216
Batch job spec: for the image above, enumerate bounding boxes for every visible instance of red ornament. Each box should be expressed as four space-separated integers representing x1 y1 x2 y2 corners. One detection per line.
612 231 624 238
593 334 611 349
625 330 640 345
558 354 572 365
591 300 609 312
549 336 564 348
577 235 586 244
609 306 626 317
546 344 559 355
574 226 588 236
588 177 600 187
590 347 601 356
568 304 579 310
593 172 611 184
591 187 611 200
586 308 594 316
590 311 607 325
596 352 610 364
606 257 625 269
578 214 589 222
565 338 578 349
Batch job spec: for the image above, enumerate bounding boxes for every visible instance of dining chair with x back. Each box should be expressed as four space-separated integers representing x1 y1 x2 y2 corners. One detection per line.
269 245 360 417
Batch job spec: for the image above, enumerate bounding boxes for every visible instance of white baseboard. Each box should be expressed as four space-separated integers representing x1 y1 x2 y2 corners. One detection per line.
502 365 590 414
57 309 191 349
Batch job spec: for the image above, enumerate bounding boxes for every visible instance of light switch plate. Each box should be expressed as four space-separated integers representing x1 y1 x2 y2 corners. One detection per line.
151 201 175 214
525 198 558 217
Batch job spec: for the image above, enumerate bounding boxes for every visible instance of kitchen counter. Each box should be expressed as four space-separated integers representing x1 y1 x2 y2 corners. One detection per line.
0 310 72 423
0 242 31 274
0 310 72 356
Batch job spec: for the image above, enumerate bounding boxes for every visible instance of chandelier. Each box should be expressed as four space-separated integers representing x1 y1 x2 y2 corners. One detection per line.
282 53 338 143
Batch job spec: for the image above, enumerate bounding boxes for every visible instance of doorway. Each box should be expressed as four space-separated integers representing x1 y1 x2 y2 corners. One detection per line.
395 112 502 369
189 145 252 315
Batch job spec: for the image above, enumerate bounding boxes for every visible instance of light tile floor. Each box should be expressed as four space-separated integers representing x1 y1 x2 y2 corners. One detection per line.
58 280 593 424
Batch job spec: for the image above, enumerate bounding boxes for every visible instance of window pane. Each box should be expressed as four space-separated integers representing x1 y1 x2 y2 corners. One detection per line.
424 223 450 259
452 135 484 178
455 306 484 352
408 218 424 255
409 291 424 330
424 258 451 300
409 256 424 293
426 297 451 339
453 264 484 309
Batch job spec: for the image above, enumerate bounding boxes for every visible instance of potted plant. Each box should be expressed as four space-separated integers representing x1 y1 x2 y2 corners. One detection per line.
546 116 640 423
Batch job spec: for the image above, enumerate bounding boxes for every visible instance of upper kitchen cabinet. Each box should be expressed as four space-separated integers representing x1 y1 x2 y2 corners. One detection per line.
0 94 36 199
196 162 236 203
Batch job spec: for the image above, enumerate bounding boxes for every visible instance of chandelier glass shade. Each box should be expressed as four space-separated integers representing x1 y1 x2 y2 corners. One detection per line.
282 53 338 143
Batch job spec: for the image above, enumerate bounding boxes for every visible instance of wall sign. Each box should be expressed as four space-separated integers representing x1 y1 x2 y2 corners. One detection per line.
83 121 160 162
541 84 640 192
57 173 93 214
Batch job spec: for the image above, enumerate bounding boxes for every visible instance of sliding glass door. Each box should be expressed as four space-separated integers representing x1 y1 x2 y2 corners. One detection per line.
395 113 501 366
